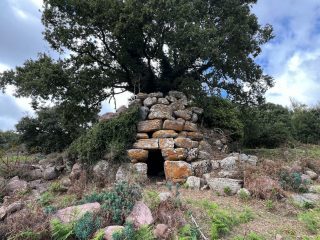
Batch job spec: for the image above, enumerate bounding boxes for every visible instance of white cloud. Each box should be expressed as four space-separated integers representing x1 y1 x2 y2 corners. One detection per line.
29 0 43 9
254 0 320 106
0 63 10 72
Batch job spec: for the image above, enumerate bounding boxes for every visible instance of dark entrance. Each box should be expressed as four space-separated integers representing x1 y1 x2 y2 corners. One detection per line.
147 149 165 178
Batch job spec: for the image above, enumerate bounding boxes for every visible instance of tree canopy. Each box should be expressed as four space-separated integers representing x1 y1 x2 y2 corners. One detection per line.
1 0 273 110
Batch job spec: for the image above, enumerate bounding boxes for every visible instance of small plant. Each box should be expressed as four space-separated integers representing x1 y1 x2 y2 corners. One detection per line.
92 229 105 240
279 171 309 193
134 225 155 240
39 192 54 207
74 212 101 240
265 200 275 211
178 224 199 240
50 219 75 240
232 232 265 240
112 222 135 240
238 189 250 201
223 187 232 196
9 230 41 240
143 190 161 211
49 182 64 193
298 209 320 234
238 207 255 223
44 205 57 214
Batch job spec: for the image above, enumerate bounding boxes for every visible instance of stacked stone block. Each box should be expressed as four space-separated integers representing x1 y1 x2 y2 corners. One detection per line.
127 91 209 183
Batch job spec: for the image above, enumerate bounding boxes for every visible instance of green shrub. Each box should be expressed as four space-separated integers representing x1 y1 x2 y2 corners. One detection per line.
49 182 64 193
178 224 200 240
279 170 309 192
143 190 161 211
81 182 142 225
265 200 275 211
223 187 232 196
112 222 135 240
195 95 243 141
74 212 101 240
50 219 74 240
298 209 320 233
238 189 250 201
69 106 140 164
39 192 54 207
241 103 292 148
134 225 155 240
92 229 105 240
238 207 255 224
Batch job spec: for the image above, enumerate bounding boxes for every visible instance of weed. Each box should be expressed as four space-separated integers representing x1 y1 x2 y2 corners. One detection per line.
50 219 74 240
74 212 101 240
8 230 41 240
38 192 54 207
112 223 155 240
238 207 255 223
92 229 105 240
298 209 320 233
178 224 200 240
223 187 232 196
265 200 275 211
143 190 161 211
280 171 309 193
44 205 57 214
238 189 251 201
232 232 265 240
49 182 64 193
134 225 155 240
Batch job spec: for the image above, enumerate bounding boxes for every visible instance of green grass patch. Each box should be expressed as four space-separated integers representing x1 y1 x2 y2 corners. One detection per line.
298 208 320 234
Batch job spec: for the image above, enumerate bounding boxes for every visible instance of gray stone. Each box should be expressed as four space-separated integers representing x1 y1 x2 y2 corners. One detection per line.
191 160 212 177
291 193 320 207
136 93 149 100
116 105 128 114
43 166 58 180
305 170 318 180
191 113 198 123
168 91 187 101
116 165 130 183
159 192 172 202
148 104 174 120
218 170 240 178
170 100 187 111
0 201 24 220
207 178 242 195
93 160 110 180
149 92 163 98
6 176 28 194
139 106 149 120
133 139 159 150
158 98 169 105
143 97 157 107
198 151 211 160
186 148 199 162
186 176 201 189
219 156 237 170
174 110 192 121
28 169 43 180
69 163 82 181
211 160 220 170
190 107 204 115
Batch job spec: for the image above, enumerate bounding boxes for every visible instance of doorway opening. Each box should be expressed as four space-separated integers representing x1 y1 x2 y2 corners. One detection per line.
147 149 165 178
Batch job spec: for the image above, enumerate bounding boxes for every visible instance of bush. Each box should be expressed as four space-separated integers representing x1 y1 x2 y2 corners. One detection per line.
241 103 292 148
178 224 200 240
69 106 140 165
0 131 19 151
292 105 320 144
143 190 161 211
16 107 81 153
81 182 142 225
74 212 101 240
279 170 309 193
195 95 244 141
112 223 155 240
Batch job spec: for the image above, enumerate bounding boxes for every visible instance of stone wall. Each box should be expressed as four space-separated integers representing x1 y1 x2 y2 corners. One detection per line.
126 91 215 183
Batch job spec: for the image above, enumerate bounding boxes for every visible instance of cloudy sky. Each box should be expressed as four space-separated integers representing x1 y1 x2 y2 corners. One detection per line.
1 0 320 131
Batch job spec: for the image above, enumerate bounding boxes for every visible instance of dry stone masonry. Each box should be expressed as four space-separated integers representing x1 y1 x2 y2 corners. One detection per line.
127 91 209 183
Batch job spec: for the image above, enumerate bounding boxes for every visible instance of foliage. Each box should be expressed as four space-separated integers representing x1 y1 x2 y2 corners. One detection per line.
113 223 155 240
291 103 320 144
50 219 74 240
279 170 309 193
195 95 244 140
298 209 320 234
16 107 86 153
223 187 232 196
81 182 142 224
0 131 19 151
92 229 105 240
8 230 42 240
265 200 275 211
49 182 64 193
178 224 200 240
74 212 101 240
39 192 54 207
232 232 265 240
241 103 292 148
238 189 251 201
143 190 161 211
69 106 140 164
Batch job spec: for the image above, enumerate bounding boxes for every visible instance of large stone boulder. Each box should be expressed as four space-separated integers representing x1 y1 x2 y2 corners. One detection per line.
69 163 82 181
186 176 201 190
191 160 212 177
53 202 101 224
133 139 159 150
152 130 178 138
0 201 24 220
143 97 157 107
174 110 192 121
138 120 163 132
291 193 320 207
127 149 149 162
163 119 185 131
183 122 198 132
6 176 28 195
174 138 198 149
159 138 175 149
93 160 110 181
161 148 187 161
207 178 242 195
132 163 148 183
43 166 59 180
164 161 192 183
126 201 154 228
148 104 174 120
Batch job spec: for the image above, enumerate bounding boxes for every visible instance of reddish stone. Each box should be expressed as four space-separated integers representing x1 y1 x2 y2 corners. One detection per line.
159 138 174 149
164 161 192 182
187 132 203 141
136 133 149 139
161 148 187 161
152 130 178 138
163 119 185 131
127 149 149 162
137 120 162 132
126 201 154 228
183 121 198 132
174 138 199 149
133 139 159 150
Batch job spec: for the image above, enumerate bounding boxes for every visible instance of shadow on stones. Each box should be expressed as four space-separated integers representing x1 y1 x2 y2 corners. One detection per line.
147 150 165 179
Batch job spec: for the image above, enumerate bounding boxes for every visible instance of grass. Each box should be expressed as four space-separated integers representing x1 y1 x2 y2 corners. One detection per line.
298 209 320 234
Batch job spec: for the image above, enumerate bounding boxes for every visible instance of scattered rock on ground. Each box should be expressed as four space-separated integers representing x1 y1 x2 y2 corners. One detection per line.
186 176 201 189
154 224 171 240
207 178 242 195
103 226 124 240
6 176 28 195
126 201 154 228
